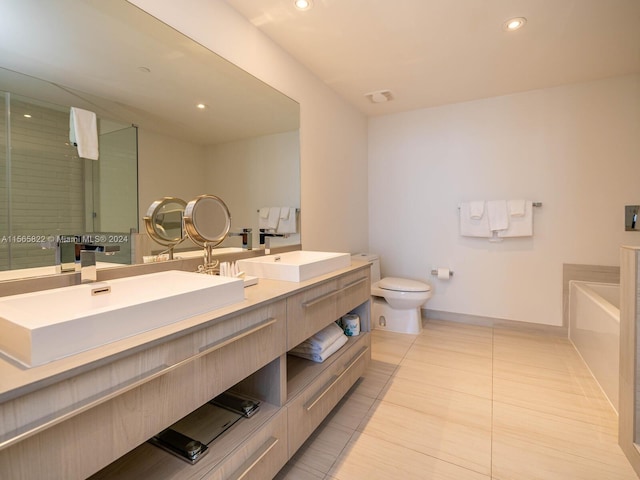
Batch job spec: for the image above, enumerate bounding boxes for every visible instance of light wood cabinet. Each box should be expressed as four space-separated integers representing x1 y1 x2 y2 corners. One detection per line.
0 261 371 480
287 335 370 455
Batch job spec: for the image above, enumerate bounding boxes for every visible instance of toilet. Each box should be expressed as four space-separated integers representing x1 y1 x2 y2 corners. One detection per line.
352 253 431 334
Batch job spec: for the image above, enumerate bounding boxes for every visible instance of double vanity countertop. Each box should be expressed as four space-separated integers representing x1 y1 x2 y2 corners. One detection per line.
0 259 370 403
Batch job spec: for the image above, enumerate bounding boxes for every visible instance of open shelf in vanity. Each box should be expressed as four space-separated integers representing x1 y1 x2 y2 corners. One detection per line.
0 261 371 480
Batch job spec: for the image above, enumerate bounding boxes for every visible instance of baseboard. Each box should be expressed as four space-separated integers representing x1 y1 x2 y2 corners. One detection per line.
423 308 568 337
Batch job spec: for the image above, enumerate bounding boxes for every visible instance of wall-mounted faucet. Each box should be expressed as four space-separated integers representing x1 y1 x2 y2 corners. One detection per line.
259 229 289 255
228 228 253 250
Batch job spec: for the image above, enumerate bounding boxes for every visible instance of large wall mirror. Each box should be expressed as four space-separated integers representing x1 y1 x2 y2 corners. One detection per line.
0 0 300 280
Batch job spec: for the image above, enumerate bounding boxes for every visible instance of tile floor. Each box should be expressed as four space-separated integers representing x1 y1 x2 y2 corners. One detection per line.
275 319 638 480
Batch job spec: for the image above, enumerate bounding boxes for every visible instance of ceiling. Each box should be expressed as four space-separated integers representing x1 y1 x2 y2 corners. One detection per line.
0 0 299 145
223 0 640 116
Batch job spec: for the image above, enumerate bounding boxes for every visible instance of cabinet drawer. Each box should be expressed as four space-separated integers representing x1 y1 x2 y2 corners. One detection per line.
286 280 339 349
203 408 288 480
287 334 370 456
336 270 370 317
200 302 286 401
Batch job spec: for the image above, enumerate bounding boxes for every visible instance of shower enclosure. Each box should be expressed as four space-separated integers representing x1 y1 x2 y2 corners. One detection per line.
0 91 138 271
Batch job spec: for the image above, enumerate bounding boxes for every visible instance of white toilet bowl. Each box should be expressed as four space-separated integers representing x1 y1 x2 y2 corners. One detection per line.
351 254 432 335
371 277 431 334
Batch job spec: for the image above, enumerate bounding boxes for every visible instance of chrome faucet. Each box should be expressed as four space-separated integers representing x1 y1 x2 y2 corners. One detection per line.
40 235 80 273
76 243 120 283
259 230 289 255
228 228 253 250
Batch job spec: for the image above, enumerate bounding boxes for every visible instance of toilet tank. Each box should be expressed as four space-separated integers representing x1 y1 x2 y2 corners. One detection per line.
351 253 380 283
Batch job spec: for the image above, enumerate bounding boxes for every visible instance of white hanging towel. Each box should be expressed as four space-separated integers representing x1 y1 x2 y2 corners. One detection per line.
266 206 280 229
498 200 533 237
469 200 485 219
459 202 491 237
69 107 99 160
487 200 509 232
258 207 270 229
277 207 298 234
507 199 526 217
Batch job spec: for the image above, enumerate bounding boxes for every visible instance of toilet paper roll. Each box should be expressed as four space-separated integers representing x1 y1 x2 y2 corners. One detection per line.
437 268 451 280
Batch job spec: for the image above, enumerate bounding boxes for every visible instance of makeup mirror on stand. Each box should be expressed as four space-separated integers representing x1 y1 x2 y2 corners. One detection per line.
183 195 231 274
143 197 188 260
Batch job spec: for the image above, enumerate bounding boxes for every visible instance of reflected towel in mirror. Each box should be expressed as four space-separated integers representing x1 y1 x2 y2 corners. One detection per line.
69 107 99 160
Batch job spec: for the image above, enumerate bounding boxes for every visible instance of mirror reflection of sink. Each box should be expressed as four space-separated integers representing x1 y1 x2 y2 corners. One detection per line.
236 251 350 282
0 270 244 367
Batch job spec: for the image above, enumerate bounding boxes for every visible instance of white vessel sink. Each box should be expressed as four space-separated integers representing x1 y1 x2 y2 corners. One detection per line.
236 251 350 282
0 270 244 367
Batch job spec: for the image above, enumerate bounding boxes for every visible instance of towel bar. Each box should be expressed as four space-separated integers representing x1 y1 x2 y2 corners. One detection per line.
457 202 542 209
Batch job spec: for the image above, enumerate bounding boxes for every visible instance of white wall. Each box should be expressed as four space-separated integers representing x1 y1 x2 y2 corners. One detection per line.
130 0 369 254
137 129 207 224
206 131 301 247
369 74 640 326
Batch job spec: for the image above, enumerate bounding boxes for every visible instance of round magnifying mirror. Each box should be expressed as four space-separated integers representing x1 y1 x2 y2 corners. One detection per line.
144 197 187 249
183 194 231 248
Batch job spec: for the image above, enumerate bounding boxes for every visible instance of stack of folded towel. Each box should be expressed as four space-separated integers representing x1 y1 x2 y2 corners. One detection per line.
289 322 348 363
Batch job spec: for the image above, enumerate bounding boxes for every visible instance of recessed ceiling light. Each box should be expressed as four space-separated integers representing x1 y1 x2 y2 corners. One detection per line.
294 0 313 11
504 17 526 31
23 114 32 118
196 103 207 110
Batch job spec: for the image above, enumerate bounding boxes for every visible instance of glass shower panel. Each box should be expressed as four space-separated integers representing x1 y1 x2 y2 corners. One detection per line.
8 95 84 270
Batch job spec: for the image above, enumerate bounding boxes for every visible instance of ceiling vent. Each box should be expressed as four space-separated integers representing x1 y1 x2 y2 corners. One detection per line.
365 90 394 103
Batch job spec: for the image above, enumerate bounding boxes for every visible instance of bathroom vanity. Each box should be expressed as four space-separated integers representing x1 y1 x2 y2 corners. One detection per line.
0 261 371 479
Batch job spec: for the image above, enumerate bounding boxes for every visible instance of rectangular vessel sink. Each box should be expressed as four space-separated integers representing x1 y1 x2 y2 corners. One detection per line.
0 270 244 367
236 251 350 282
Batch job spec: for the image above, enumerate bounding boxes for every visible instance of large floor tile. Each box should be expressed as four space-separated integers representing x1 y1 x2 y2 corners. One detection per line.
370 330 416 364
355 361 394 399
356 400 492 475
423 319 494 340
493 375 618 428
412 328 493 358
492 432 638 480
379 377 492 430
324 390 377 431
289 422 355 476
493 401 622 457
403 342 493 377
493 355 606 399
493 341 593 376
274 463 325 480
395 356 493 398
328 431 490 480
